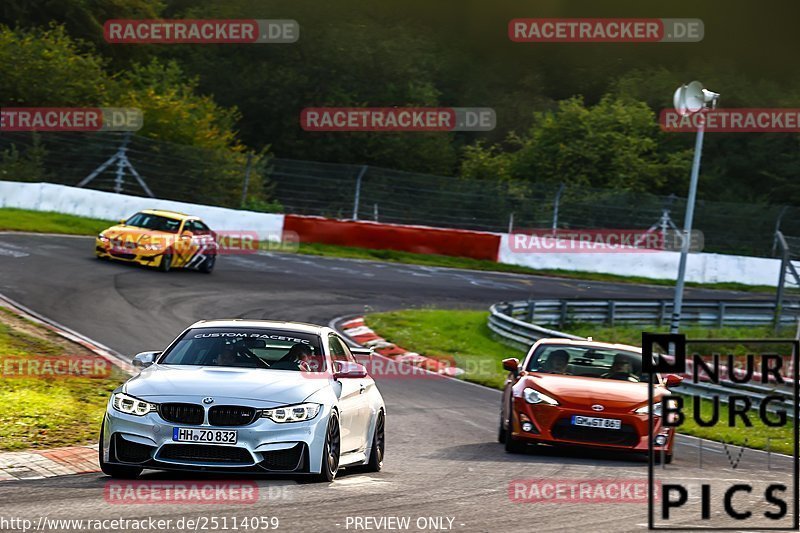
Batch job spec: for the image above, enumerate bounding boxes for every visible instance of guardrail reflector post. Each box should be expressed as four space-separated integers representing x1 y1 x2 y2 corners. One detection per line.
526 300 535 322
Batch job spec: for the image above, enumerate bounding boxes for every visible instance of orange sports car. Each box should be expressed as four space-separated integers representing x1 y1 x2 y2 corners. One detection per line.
499 338 682 463
95 209 218 273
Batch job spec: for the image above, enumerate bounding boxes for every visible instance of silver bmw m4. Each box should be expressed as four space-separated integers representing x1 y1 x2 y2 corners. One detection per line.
100 320 385 482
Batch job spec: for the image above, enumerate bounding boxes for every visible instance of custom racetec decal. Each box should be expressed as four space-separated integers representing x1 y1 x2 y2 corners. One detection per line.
192 332 310 344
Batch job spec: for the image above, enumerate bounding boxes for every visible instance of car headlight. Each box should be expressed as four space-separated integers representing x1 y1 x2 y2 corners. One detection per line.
98 233 109 242
523 387 559 405
260 403 321 423
112 393 158 416
635 400 669 417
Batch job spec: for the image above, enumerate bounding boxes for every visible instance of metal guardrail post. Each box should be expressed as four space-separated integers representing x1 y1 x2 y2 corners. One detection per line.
608 301 616 327
775 243 789 331
559 301 568 329
718 301 725 328
526 300 535 322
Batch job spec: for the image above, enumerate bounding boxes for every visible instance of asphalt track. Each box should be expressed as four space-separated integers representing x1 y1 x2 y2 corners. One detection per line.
0 233 794 533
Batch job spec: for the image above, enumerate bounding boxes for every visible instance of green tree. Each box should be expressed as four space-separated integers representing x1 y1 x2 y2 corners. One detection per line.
0 24 110 105
462 95 692 194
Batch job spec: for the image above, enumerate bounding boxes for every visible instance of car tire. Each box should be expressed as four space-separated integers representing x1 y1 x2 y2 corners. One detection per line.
504 399 527 454
158 253 173 272
98 422 142 479
313 412 341 482
498 394 508 443
199 255 215 274
362 411 385 473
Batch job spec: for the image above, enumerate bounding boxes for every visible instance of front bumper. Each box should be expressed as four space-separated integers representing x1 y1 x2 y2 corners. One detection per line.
95 239 164 266
102 402 331 474
509 397 675 454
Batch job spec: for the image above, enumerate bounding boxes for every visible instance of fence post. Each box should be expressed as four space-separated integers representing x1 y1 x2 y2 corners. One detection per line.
775 250 789 331
352 165 368 220
113 134 130 193
552 183 565 234
559 301 568 329
658 300 667 327
240 153 253 207
717 301 725 328
508 212 515 234
527 300 536 322
608 301 616 327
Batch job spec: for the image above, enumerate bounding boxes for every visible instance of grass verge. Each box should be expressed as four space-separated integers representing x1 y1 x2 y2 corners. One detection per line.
367 309 515 389
0 306 126 451
0 208 111 236
366 308 795 455
0 207 777 293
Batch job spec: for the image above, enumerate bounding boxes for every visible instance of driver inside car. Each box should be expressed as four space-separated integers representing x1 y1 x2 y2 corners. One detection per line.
217 345 239 367
270 342 315 371
541 349 570 374
602 355 639 382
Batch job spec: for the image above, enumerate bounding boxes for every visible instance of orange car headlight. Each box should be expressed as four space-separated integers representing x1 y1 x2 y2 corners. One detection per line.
523 387 559 406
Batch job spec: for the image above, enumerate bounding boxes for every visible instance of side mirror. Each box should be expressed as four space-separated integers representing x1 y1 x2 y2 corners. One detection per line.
333 360 368 379
132 351 160 369
502 357 520 376
664 374 684 388
350 346 374 364
181 230 193 239
118 219 127 225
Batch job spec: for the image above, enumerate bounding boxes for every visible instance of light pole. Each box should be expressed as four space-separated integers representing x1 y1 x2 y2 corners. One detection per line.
669 81 719 334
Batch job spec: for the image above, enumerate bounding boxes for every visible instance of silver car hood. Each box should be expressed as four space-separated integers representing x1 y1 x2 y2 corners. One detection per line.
125 364 329 405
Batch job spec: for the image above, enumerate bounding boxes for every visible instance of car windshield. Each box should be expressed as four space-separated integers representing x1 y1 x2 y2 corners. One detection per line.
527 344 649 382
124 213 182 233
159 327 326 372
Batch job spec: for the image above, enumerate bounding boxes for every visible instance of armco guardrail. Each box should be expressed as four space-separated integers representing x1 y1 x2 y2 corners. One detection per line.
488 300 796 417
488 302 586 351
493 299 800 330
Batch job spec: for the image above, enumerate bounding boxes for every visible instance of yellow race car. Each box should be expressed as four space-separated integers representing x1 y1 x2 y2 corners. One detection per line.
95 209 218 273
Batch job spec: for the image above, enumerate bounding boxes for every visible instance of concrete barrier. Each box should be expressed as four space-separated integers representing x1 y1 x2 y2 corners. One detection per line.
283 214 501 261
0 181 285 241
497 233 781 286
